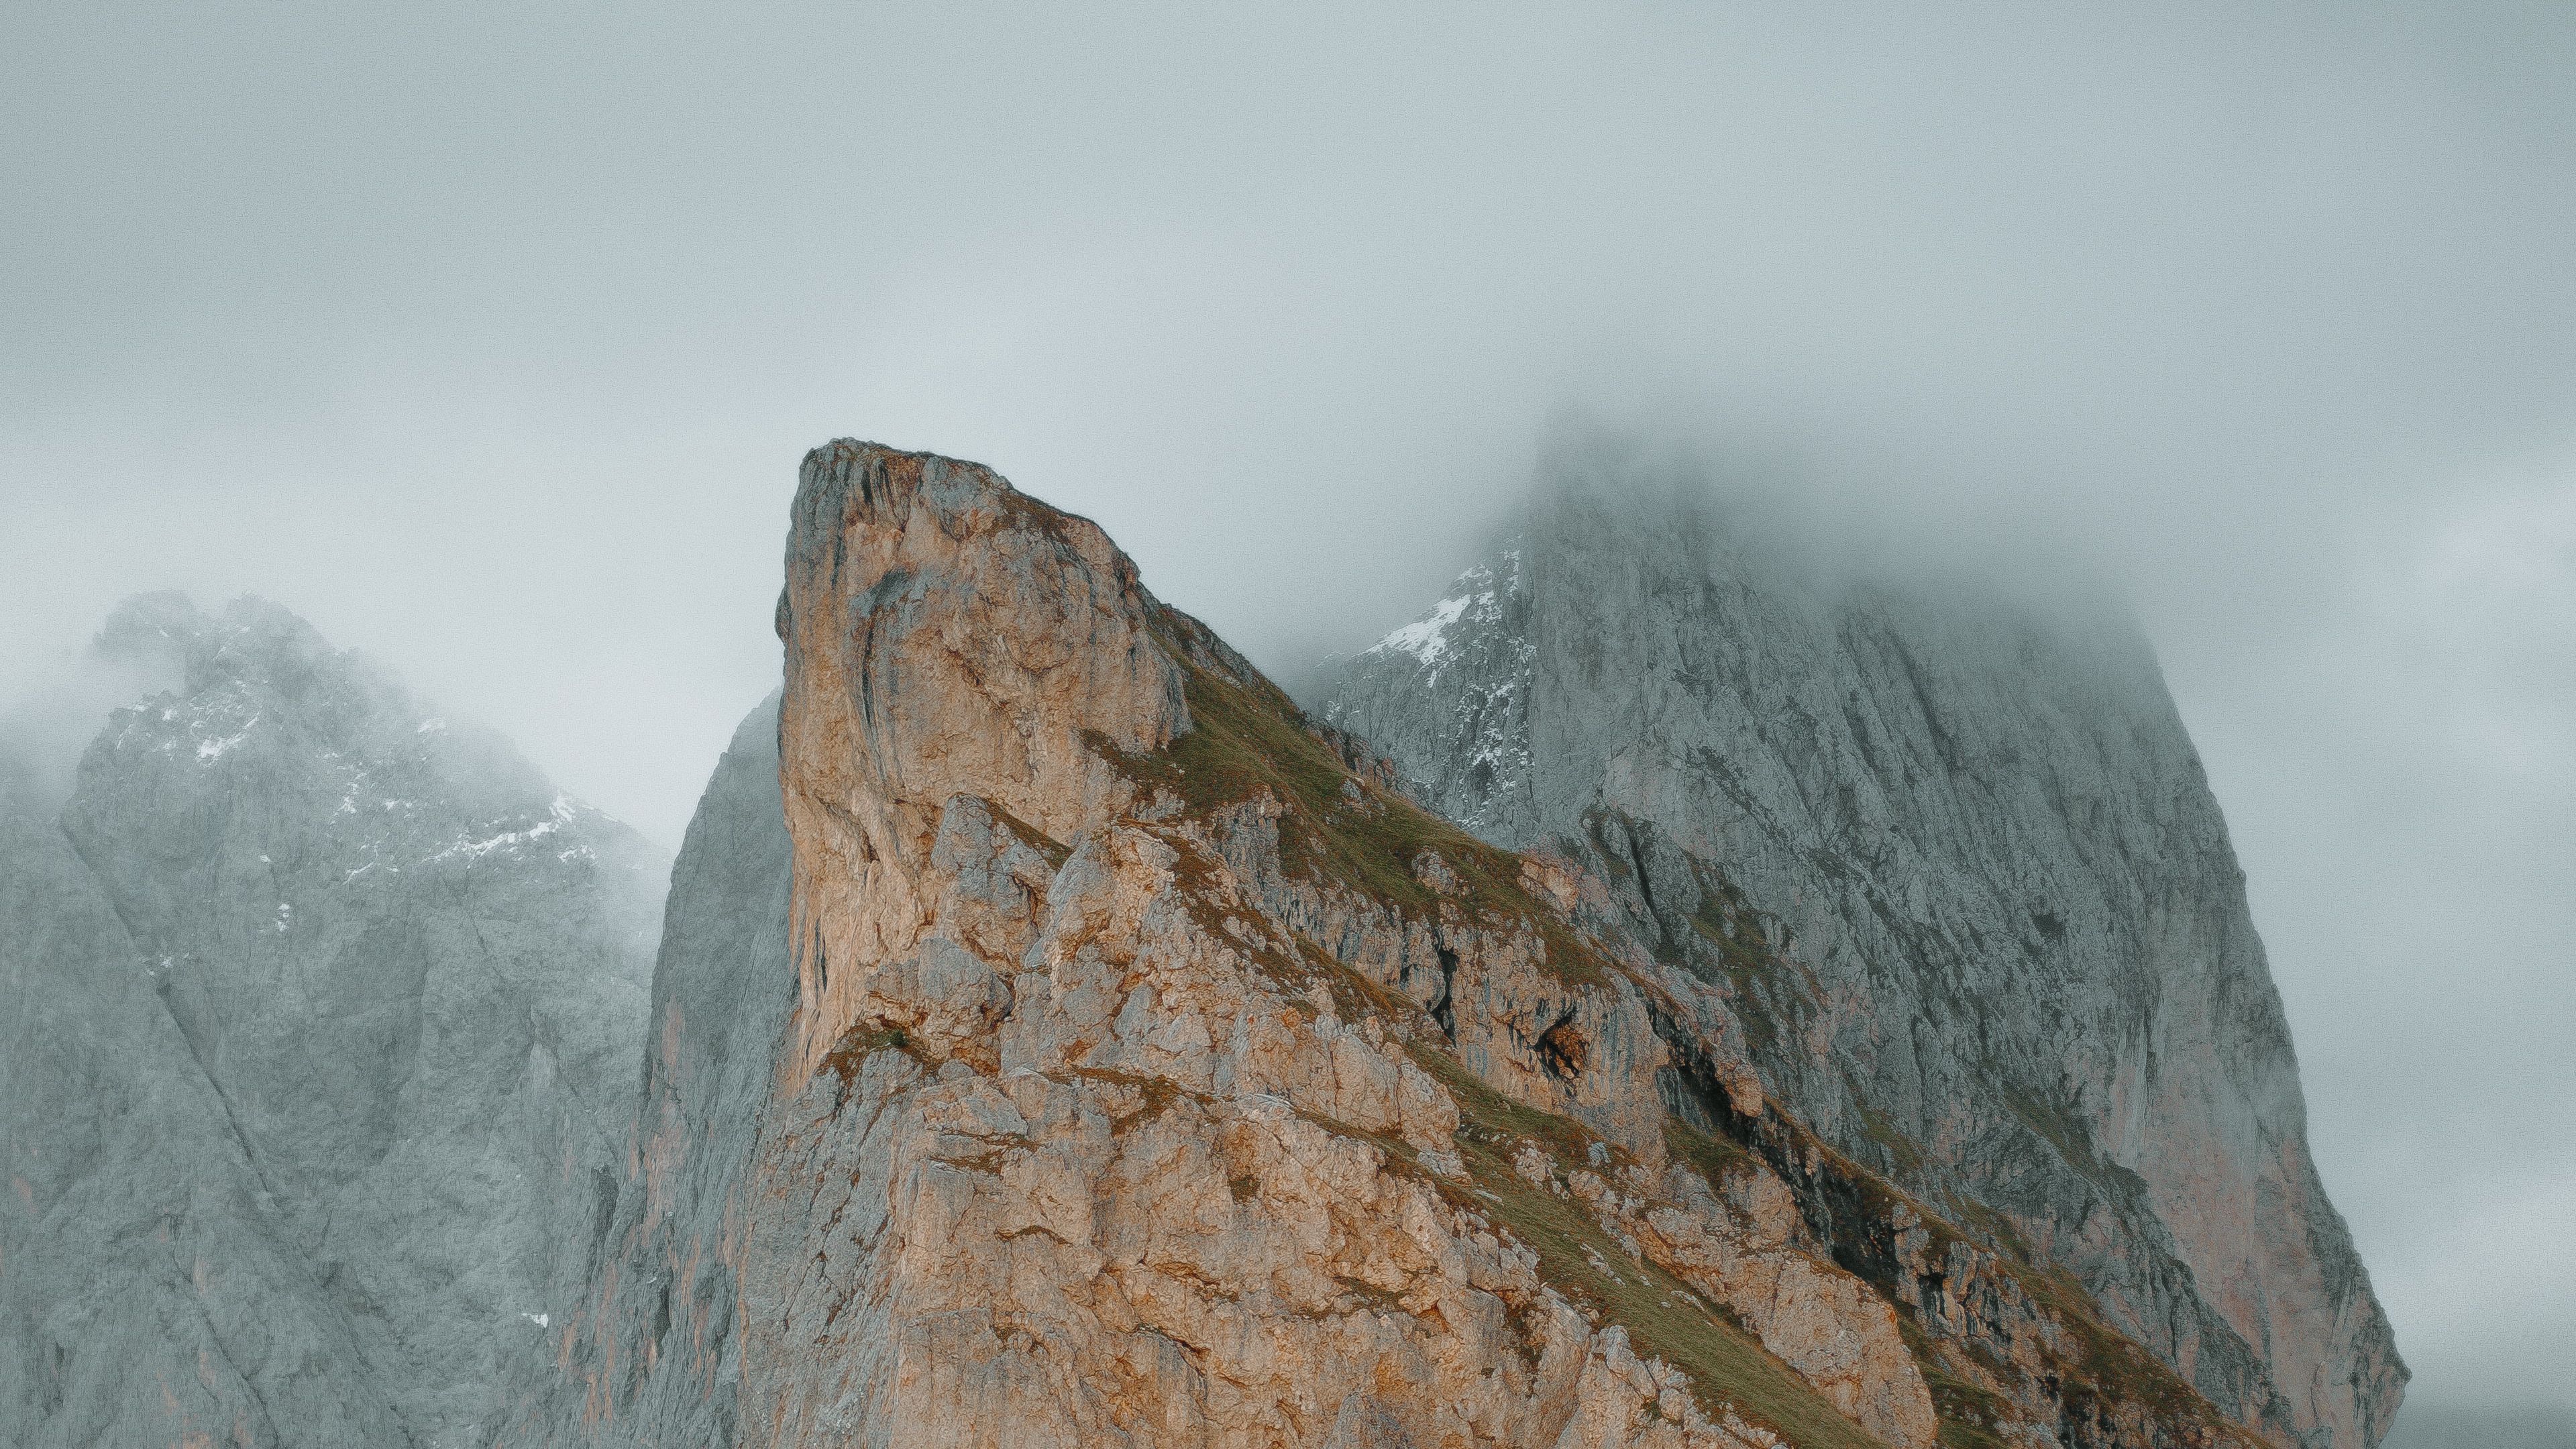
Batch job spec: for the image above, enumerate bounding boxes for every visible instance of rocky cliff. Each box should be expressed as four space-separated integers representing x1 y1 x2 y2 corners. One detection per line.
517 440 2296 1449
1322 442 2404 1449
3 440 2377 1449
0 595 662 1447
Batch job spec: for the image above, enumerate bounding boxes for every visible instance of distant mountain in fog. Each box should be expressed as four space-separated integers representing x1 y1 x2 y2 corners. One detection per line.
0 594 661 1446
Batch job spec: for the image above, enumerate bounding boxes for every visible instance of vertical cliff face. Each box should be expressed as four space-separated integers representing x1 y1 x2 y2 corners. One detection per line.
518 439 2293 1449
772 444 1187 1079
735 443 1945 1449
499 694 796 1448
1322 446 2404 1449
0 595 661 1448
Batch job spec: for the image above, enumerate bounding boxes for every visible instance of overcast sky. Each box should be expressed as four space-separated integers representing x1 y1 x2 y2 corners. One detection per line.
5 1 2570 1424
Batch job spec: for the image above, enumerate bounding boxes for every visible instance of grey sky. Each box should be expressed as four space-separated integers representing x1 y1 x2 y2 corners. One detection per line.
5 1 2569 1422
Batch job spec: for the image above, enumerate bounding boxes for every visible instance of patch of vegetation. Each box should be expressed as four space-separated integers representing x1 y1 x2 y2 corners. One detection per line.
1332 1274 1411 1316
1403 1038 1599 1168
1301 934 1422 1025
821 1022 915 1085
1579 812 1637 883
989 801 1071 869
1155 827 1315 991
1405 1047 1886 1449
1662 1115 1757 1185
1680 857 1799 1054
1916 1194 2242 1440
1896 1313 2015 1449
1064 1067 1200 1136
994 480 1089 553
1854 1099 1927 1178
1711 1083 2261 1449
1936 1191 2034 1265
1092 618 1609 987
2008 1255 2252 1442
1994 1082 2151 1202
1578 808 1680 955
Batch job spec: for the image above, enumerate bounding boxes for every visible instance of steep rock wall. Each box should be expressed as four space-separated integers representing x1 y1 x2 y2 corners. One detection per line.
746 443 1841 1447
499 696 797 1447
1321 444 2403 1449
515 439 2279 1449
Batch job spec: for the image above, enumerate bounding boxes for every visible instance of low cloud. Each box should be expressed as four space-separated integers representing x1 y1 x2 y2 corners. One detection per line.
0 647 180 811
4 1 2571 1406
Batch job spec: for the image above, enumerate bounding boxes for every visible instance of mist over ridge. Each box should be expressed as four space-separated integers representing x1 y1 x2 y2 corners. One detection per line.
1286 416 2157 714
5 1 2571 1429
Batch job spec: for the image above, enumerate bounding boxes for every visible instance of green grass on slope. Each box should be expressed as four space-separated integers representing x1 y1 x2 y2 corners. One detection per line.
1752 1105 2262 1449
1895 1314 2015 1449
1404 1044 1890 1449
1089 619 1882 1444
1095 620 1606 983
1076 608 2247 1449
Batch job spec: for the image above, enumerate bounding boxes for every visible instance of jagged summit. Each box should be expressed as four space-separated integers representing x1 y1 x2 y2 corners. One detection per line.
83 590 571 824
1338 541 1537 840
99 588 341 678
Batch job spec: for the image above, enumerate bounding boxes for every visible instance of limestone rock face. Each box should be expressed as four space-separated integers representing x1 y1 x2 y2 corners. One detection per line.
5 443 2343 1449
511 439 2321 1449
774 441 1186 1075
1322 443 2404 1449
749 445 1828 1447
533 440 2345 1449
0 595 661 1448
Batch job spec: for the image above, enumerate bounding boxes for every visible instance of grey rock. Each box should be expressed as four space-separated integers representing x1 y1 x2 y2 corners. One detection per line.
0 753 411 1447
1 594 662 1448
495 694 794 1448
1322 443 2406 1449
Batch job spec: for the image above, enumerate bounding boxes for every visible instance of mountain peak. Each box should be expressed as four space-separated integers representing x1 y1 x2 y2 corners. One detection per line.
95 590 348 696
3 591 663 1446
537 441 2023 1448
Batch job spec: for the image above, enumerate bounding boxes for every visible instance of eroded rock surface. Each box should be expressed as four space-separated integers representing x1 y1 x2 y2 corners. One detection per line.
3 436 2322 1448
741 443 1869 1448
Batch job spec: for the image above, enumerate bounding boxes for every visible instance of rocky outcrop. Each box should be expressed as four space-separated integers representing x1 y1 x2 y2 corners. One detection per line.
1322 439 2404 1449
513 439 2289 1449
0 596 662 1448
3 439 2330 1449
735 442 1893 1447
